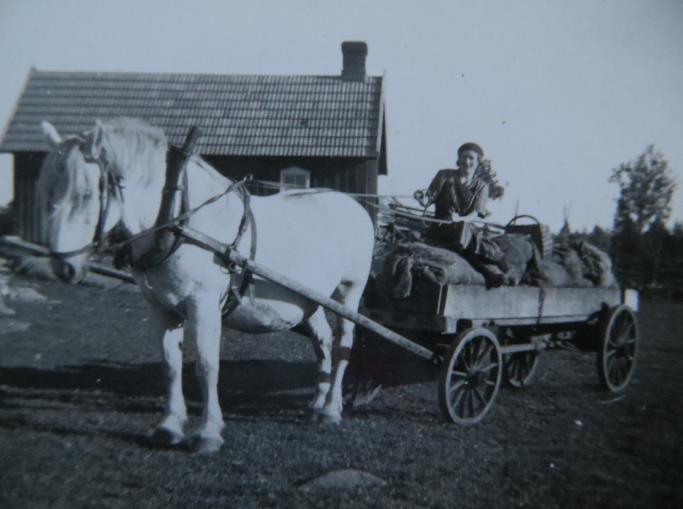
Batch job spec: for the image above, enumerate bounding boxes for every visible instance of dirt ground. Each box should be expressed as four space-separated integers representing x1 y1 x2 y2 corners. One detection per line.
1 272 682 508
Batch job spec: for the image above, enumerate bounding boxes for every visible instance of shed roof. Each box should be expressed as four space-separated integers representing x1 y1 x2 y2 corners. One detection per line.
0 69 386 171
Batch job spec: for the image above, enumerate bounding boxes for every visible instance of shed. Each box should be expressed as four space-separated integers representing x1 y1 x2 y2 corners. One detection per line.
0 41 387 242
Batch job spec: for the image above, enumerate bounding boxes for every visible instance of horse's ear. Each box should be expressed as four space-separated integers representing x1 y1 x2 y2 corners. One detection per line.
82 119 105 160
41 121 62 149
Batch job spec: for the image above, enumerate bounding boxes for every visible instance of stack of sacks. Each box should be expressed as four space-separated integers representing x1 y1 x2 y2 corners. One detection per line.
525 238 616 288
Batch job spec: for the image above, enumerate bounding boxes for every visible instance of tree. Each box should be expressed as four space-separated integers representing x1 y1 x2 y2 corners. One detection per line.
673 221 683 238
587 225 611 252
610 145 676 234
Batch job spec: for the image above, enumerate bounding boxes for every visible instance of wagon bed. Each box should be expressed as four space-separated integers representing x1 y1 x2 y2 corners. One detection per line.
177 224 640 427
362 283 639 332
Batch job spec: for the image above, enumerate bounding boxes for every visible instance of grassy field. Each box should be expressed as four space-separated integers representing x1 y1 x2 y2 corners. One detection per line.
1 276 681 508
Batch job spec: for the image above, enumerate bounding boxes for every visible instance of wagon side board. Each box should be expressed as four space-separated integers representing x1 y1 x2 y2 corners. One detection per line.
362 285 638 333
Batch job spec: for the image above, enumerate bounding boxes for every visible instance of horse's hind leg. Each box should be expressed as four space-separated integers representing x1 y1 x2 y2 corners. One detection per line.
149 305 186 446
320 280 364 424
305 306 333 412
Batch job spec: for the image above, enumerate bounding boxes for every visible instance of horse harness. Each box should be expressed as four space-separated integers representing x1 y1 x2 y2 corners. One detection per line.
48 139 124 260
49 137 259 314
118 143 259 313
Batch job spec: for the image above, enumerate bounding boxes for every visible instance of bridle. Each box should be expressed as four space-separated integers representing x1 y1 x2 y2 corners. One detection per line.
47 138 255 275
48 140 123 260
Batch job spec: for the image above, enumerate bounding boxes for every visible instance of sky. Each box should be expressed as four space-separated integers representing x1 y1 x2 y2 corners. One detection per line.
0 0 681 232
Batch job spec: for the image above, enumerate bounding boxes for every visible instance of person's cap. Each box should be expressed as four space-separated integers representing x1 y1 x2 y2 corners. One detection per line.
457 142 484 158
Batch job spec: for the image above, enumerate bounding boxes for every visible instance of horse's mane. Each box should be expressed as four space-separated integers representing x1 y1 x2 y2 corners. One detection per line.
99 118 167 183
101 117 167 147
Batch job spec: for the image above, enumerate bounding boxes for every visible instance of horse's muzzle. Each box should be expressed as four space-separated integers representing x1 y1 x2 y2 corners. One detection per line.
50 258 87 285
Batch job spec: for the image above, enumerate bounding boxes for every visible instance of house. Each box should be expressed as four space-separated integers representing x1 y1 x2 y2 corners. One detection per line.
0 41 387 242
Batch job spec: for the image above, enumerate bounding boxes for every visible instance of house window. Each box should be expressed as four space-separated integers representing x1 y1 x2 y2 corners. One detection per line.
280 166 310 191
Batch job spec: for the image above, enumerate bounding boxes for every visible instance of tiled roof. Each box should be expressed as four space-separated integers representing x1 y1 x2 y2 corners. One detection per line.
0 69 385 162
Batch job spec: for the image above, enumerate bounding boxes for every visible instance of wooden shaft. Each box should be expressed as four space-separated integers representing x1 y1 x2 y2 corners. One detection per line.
177 225 435 361
0 236 135 284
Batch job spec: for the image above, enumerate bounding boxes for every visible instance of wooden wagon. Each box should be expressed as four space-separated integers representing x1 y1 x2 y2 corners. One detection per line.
133 128 642 425
360 277 639 424
178 218 639 426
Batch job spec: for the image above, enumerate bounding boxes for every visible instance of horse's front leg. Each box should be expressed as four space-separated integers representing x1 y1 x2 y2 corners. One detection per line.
186 298 224 454
148 305 187 446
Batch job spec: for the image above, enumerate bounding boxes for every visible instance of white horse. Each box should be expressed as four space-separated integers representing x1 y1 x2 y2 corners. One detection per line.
37 118 375 453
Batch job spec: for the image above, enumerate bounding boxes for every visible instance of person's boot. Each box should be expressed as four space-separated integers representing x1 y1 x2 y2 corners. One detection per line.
483 268 506 289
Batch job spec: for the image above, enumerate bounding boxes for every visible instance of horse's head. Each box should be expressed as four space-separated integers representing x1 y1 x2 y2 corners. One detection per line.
37 121 119 284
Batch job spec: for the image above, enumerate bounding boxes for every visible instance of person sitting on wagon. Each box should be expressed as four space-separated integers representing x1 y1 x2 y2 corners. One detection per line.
413 142 508 288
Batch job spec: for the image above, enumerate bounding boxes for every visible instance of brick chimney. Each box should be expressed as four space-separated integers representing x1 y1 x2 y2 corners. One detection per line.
341 41 368 81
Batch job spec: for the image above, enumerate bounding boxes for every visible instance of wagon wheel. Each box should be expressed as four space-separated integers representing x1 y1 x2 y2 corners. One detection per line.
597 305 638 392
503 349 539 388
438 327 502 425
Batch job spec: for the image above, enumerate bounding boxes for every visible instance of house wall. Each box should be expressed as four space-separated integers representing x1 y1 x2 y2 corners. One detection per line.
206 155 379 221
14 152 46 243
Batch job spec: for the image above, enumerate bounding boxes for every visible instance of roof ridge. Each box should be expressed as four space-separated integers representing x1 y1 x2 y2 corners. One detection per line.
30 69 383 80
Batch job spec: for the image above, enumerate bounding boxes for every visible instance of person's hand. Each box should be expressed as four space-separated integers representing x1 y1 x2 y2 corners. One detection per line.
413 189 429 207
490 183 505 199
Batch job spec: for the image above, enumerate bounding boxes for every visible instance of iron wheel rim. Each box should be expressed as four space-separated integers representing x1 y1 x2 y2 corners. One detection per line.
598 305 638 392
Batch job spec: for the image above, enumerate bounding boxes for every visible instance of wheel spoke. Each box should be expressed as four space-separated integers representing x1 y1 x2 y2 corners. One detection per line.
479 362 499 373
607 356 618 377
619 321 634 339
451 370 469 379
510 356 522 380
470 339 482 366
452 383 466 412
474 343 492 367
521 353 537 385
613 360 625 385
466 389 475 417
457 388 469 417
615 315 632 338
448 380 467 398
472 386 487 408
507 357 517 379
460 348 472 371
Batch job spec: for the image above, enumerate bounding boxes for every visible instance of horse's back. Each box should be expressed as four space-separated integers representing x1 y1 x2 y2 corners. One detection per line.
251 190 375 281
221 190 375 332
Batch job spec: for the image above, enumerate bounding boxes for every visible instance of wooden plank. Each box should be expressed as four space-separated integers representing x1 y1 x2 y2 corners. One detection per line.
441 285 622 322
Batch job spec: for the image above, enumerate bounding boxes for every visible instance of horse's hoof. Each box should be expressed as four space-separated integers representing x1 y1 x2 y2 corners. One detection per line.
151 426 184 447
310 409 323 423
318 412 342 426
194 436 224 455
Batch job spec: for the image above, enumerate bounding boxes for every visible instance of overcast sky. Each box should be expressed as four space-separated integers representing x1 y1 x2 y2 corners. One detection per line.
1 0 681 231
